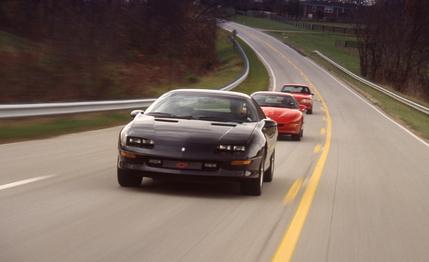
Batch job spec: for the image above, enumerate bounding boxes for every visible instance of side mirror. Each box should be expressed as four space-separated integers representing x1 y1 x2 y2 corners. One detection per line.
130 110 144 118
264 119 277 129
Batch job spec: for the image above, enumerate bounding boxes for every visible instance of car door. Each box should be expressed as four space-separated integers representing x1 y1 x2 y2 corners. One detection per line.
251 98 277 160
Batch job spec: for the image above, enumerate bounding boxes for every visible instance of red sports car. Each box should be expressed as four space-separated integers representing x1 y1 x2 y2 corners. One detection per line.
252 91 304 141
281 84 314 114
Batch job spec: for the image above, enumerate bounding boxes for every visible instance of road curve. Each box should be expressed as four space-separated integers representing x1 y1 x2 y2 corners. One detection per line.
1 22 429 262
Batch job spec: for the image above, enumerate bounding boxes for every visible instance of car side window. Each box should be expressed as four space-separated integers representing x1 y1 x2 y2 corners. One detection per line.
251 98 266 120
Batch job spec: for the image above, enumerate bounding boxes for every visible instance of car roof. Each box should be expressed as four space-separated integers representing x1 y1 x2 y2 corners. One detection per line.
251 91 294 98
167 89 252 99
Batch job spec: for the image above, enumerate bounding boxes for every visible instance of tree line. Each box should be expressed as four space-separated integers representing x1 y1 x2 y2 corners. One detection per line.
356 0 429 98
0 0 219 102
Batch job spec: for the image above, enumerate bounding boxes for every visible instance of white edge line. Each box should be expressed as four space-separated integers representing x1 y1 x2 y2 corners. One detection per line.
226 21 429 148
222 23 277 92
0 175 55 191
304 56 429 148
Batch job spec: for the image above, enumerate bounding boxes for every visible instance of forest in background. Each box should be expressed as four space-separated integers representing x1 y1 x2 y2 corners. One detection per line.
356 0 428 98
0 0 219 102
218 0 429 99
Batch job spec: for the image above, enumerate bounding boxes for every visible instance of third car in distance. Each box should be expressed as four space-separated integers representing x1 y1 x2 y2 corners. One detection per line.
281 84 314 114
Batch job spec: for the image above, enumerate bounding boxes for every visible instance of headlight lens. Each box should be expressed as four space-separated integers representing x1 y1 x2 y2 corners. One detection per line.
127 136 154 147
119 126 129 147
301 99 312 104
217 144 246 152
233 145 246 152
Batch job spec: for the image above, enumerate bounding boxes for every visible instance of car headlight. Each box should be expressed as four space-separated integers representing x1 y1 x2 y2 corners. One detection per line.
217 144 246 152
127 136 154 147
119 126 129 147
301 99 312 104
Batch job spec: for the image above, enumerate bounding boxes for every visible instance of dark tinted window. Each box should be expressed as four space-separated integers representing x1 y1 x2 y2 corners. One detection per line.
281 85 311 94
251 98 266 119
252 94 299 109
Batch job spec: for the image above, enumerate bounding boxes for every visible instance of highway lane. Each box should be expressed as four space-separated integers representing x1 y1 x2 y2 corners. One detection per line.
0 22 428 262
0 121 324 262
225 22 429 261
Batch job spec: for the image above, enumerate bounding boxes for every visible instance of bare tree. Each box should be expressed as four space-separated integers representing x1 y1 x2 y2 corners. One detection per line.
0 0 220 102
356 0 429 98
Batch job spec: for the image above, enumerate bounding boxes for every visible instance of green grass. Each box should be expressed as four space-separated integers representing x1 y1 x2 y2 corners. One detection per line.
233 38 270 94
296 21 354 29
0 111 131 144
233 15 359 74
186 30 244 89
269 31 359 74
145 29 244 97
233 15 299 31
313 56 429 140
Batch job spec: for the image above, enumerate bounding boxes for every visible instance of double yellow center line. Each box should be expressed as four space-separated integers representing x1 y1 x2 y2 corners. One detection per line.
245 32 333 262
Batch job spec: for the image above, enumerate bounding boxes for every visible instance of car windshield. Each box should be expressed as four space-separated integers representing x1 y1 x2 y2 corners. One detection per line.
252 94 299 109
281 85 311 94
145 93 258 123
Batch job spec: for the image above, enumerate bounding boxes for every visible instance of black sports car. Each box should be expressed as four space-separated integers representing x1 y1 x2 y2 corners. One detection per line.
117 89 277 195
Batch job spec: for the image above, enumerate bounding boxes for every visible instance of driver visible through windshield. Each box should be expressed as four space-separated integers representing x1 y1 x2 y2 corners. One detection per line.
145 93 258 123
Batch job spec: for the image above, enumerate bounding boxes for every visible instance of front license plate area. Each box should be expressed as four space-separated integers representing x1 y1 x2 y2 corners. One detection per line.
163 160 202 170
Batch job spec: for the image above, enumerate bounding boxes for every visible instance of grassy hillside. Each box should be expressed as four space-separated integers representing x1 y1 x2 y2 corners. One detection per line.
0 29 240 103
0 29 271 144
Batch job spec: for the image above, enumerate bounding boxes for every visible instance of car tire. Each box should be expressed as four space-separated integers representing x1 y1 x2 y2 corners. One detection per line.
117 168 142 187
264 151 275 182
307 108 313 114
241 158 264 196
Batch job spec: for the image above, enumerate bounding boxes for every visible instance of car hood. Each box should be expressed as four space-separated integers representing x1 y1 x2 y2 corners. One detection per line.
123 115 258 159
262 107 301 122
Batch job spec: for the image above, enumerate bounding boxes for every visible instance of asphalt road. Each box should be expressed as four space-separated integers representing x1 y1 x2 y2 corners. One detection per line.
1 22 429 262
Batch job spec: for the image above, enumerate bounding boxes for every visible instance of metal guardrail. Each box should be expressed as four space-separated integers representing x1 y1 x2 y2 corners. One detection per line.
314 50 429 116
221 36 250 91
0 99 157 118
0 37 249 119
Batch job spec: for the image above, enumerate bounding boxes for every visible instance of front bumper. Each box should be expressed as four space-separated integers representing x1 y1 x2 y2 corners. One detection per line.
277 122 301 135
299 102 313 111
117 152 262 182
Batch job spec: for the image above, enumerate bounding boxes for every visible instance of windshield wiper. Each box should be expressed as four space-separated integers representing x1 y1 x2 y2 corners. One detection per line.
147 112 175 117
147 112 193 119
196 116 246 123
196 116 230 122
